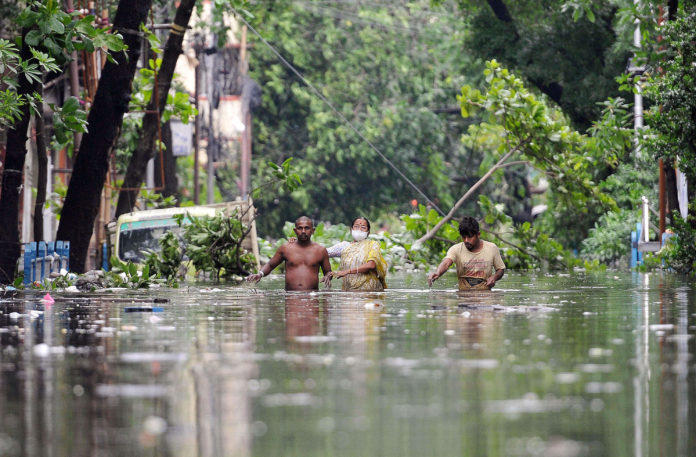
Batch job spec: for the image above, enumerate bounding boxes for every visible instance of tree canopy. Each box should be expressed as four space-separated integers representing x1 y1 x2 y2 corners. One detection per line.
245 0 482 234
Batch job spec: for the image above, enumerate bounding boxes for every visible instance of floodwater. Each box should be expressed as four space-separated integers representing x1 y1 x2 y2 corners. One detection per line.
1 271 695 457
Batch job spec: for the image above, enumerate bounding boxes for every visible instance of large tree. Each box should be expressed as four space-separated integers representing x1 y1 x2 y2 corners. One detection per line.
57 0 153 272
443 0 631 131
0 1 122 283
0 28 40 283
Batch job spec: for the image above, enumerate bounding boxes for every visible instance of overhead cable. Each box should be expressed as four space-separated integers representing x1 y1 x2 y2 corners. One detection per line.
232 10 446 216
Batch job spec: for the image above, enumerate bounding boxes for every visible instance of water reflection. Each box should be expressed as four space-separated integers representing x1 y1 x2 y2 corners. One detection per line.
0 272 695 456
285 295 326 348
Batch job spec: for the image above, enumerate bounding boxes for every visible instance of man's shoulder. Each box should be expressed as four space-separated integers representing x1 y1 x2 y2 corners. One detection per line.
481 240 502 256
445 242 464 259
447 242 464 253
481 239 500 250
311 241 329 252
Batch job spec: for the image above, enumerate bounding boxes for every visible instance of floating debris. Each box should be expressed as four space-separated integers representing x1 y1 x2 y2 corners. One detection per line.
124 306 164 313
96 384 169 398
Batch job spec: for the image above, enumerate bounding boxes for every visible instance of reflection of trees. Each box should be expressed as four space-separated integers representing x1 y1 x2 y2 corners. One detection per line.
0 297 106 456
0 296 259 457
186 301 257 457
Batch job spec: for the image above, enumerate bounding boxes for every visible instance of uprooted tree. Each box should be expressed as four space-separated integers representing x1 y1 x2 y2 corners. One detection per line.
416 60 616 247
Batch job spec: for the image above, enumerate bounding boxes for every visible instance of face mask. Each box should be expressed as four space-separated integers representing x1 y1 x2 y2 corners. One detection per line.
351 230 368 241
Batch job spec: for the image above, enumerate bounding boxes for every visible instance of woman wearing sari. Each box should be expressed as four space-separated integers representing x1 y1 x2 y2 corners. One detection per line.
323 217 388 291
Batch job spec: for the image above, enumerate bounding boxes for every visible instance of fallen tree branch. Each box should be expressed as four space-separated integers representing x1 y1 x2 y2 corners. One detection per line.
433 236 457 245
414 137 531 246
484 228 540 261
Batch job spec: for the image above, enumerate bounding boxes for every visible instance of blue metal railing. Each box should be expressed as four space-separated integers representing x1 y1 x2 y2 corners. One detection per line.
630 222 642 268
630 223 676 268
23 241 70 285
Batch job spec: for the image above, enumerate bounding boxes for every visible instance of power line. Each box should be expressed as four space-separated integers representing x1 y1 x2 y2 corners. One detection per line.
233 10 446 216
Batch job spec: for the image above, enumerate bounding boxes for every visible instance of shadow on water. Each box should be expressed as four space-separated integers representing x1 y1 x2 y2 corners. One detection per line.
1 271 695 456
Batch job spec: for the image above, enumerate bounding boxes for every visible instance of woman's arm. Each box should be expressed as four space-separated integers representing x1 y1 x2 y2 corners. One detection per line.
332 260 376 278
326 241 349 258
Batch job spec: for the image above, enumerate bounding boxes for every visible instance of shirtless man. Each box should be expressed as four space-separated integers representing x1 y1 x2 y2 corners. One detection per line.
246 216 331 291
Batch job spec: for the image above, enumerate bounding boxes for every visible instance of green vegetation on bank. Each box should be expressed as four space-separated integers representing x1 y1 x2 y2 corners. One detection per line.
3 0 696 285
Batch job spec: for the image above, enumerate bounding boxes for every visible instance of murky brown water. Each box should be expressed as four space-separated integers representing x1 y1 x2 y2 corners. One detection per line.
1 271 694 456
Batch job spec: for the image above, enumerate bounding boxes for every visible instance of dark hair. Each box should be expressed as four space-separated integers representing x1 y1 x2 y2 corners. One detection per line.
458 216 479 238
295 215 314 227
351 217 371 232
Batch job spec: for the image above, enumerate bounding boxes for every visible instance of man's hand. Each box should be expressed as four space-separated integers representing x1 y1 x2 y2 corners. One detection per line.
486 269 504 289
246 273 263 283
427 272 439 287
323 272 333 288
427 258 452 287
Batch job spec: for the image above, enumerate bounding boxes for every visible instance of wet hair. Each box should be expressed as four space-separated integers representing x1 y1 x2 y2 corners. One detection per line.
351 217 371 233
295 216 314 228
458 216 479 238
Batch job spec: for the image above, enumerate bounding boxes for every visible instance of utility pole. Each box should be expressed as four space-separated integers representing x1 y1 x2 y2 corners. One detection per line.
193 34 202 205
239 25 250 198
633 0 643 149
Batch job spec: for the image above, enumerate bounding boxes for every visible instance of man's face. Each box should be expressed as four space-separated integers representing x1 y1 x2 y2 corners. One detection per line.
294 219 314 241
462 232 480 251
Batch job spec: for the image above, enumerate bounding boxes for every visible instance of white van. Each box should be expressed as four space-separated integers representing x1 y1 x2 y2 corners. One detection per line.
113 201 260 270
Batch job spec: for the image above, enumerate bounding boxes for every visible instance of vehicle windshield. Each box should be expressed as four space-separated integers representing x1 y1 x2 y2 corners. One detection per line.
118 218 183 262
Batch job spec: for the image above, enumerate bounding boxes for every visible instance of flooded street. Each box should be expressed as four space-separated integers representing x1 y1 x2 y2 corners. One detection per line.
1 271 695 457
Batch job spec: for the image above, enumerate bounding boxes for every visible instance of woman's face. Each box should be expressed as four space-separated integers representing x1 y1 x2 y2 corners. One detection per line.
352 219 369 232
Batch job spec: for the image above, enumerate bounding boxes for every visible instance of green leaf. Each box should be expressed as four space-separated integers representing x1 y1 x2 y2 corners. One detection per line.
62 96 80 114
25 30 42 47
45 15 65 34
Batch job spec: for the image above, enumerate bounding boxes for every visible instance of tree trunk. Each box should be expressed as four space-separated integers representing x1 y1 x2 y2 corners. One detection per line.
115 0 197 218
34 87 48 242
56 0 153 273
486 0 516 25
663 159 679 223
155 120 179 198
0 28 38 284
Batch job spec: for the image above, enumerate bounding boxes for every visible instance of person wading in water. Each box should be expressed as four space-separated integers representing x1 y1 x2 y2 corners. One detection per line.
246 216 332 291
427 216 505 290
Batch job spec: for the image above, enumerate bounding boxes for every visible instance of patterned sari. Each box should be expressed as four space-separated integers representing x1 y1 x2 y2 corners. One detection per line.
339 240 388 291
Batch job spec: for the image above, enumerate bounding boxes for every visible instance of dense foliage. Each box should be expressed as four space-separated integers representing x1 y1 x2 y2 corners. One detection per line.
439 0 632 130
5 0 696 279
660 203 696 274
245 0 480 235
455 60 617 250
640 6 696 272
643 7 696 197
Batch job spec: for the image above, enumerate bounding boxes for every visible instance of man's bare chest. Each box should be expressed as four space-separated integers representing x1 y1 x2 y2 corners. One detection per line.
284 249 323 267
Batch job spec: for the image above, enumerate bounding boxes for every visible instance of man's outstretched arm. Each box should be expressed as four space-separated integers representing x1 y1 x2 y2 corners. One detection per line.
427 258 454 287
247 246 285 283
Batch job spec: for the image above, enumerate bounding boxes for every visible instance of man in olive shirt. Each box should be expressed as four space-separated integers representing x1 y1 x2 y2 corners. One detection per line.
427 216 505 290
246 216 331 291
